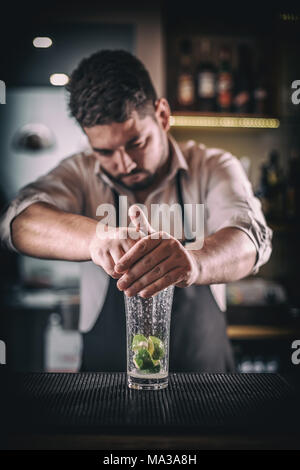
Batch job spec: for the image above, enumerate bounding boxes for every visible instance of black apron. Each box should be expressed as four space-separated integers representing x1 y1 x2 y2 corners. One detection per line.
80 170 235 372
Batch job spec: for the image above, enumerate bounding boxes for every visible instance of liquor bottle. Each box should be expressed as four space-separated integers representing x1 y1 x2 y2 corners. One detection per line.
196 39 216 112
176 39 195 110
256 162 269 215
253 55 268 114
217 46 234 112
257 150 284 220
233 44 253 114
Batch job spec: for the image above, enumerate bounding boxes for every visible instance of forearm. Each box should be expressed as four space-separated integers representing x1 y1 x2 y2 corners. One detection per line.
11 202 97 261
192 227 257 285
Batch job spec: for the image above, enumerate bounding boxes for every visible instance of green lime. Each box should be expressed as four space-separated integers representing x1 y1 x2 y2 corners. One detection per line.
142 363 161 374
149 336 165 360
152 363 161 373
133 348 154 370
131 334 148 352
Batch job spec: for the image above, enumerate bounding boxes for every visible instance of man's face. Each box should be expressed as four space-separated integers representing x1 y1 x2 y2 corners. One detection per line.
84 101 170 191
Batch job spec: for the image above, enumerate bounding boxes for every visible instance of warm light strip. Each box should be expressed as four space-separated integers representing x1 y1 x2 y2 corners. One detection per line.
169 115 280 129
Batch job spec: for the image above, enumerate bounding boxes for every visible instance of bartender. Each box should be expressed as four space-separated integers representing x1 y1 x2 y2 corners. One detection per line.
0 50 272 372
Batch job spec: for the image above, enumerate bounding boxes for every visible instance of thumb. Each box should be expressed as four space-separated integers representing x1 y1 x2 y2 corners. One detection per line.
129 204 156 235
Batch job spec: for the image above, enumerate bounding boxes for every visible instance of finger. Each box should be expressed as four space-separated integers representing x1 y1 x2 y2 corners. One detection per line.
101 251 120 279
129 204 156 235
137 267 186 298
120 256 179 296
121 233 140 252
117 242 173 290
109 246 126 279
110 245 126 264
115 234 162 273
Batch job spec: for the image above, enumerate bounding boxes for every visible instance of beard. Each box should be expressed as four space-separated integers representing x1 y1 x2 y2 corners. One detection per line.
100 166 156 191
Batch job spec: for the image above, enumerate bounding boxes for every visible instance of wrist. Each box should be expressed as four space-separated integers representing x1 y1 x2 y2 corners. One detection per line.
86 218 100 259
189 247 209 285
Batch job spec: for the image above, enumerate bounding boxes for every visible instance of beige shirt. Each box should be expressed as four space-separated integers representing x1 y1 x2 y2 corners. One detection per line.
0 134 273 332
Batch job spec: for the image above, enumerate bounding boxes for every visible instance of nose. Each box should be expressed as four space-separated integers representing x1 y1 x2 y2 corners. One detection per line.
118 149 137 174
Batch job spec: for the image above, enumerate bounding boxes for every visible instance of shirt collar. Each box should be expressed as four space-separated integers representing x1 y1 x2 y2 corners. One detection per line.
93 133 188 189
167 133 189 175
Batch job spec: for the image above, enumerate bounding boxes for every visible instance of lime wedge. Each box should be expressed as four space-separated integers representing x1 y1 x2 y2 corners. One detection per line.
147 337 154 356
149 336 165 360
131 334 148 352
133 348 154 370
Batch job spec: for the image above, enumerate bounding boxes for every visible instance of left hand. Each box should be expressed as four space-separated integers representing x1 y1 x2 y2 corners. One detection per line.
115 205 200 298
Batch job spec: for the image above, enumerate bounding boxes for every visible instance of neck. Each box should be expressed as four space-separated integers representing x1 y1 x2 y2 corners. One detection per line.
134 149 172 204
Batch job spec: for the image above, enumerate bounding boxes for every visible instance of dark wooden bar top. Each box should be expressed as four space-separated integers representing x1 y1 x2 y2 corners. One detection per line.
1 372 300 450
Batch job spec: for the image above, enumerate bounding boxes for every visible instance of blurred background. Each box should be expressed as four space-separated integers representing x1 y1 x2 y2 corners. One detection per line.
0 1 300 380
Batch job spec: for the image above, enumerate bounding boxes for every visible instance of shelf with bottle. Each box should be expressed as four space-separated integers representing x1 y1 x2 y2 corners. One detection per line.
167 35 278 121
256 148 300 231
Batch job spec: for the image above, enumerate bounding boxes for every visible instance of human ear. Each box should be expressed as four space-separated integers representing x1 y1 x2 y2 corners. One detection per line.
154 98 171 132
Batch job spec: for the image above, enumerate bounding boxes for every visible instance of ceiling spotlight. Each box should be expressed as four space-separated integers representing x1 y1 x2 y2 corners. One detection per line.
33 37 53 48
49 73 69 86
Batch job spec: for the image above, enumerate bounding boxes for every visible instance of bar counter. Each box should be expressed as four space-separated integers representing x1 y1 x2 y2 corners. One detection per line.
1 372 300 450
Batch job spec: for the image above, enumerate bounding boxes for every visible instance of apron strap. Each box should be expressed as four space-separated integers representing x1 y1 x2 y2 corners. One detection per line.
112 188 121 227
175 170 196 245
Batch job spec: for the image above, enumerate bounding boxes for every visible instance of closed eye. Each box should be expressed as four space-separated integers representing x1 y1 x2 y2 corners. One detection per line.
95 149 114 157
129 141 144 149
127 138 148 150
93 136 149 156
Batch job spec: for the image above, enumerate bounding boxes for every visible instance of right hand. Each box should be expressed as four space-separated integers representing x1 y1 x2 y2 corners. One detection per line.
89 208 147 279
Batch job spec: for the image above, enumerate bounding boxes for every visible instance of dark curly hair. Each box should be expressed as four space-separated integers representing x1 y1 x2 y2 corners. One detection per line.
66 49 158 127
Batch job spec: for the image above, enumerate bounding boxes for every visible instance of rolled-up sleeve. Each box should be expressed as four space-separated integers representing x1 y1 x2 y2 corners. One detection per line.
205 150 273 275
0 153 85 252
